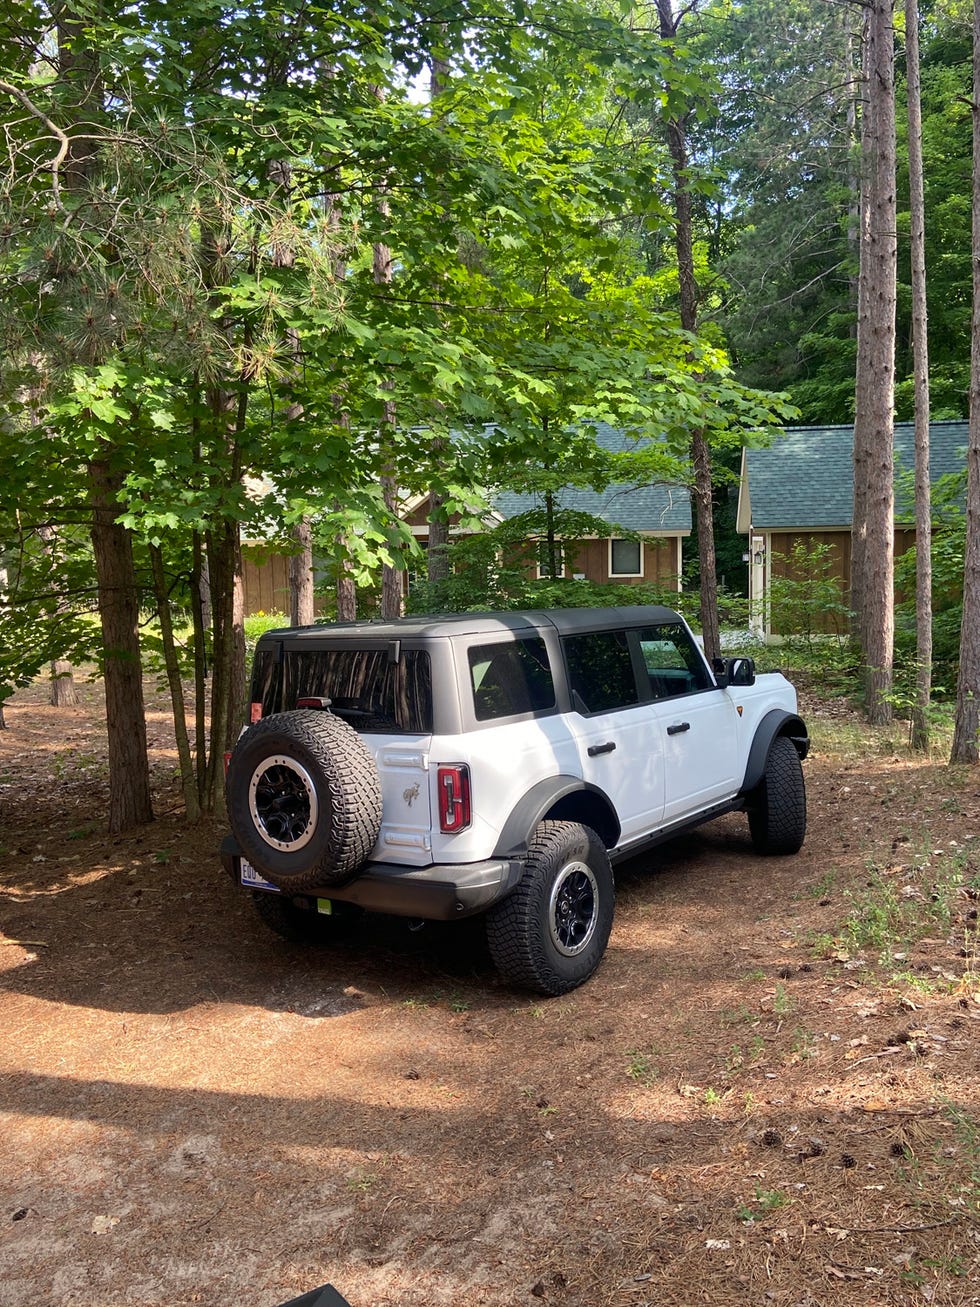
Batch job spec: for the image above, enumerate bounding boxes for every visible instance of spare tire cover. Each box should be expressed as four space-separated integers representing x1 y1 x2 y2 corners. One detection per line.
226 709 383 890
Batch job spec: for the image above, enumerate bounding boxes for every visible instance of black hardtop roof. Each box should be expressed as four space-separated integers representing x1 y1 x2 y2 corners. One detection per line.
257 605 686 647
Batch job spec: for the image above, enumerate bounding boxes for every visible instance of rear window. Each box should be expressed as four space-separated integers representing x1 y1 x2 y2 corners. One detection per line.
468 637 556 721
250 647 432 733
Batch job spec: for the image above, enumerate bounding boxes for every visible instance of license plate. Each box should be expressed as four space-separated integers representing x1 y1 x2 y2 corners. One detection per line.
240 860 280 893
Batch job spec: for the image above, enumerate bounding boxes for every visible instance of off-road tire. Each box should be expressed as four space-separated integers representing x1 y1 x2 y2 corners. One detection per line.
227 710 382 890
486 820 614 996
748 735 806 855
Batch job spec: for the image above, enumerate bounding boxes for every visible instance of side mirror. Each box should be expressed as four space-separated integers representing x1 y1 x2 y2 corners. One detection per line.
713 656 756 688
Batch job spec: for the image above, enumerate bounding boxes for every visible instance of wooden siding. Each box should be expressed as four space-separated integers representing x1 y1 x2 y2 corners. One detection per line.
764 527 919 635
565 537 681 587
242 546 328 618
242 548 292 617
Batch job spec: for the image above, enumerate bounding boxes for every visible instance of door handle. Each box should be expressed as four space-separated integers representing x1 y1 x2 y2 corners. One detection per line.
588 741 617 757
667 722 691 736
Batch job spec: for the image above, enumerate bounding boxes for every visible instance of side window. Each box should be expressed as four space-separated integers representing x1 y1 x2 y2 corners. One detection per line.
563 631 639 714
638 623 712 699
469 637 556 721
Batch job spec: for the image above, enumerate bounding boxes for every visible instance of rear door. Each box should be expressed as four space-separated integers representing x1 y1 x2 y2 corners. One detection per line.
561 629 665 842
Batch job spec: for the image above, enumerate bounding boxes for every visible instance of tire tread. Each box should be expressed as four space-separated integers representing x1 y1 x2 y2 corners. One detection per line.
486 820 613 996
748 735 806 855
227 710 383 889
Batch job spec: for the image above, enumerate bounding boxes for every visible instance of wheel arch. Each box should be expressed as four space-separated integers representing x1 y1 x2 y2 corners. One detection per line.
740 710 810 794
493 777 621 859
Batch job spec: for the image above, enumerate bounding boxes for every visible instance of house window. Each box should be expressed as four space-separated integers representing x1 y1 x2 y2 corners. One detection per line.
609 538 642 578
535 540 567 580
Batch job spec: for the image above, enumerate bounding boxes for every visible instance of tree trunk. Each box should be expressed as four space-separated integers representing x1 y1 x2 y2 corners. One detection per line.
88 457 154 831
149 543 200 820
374 231 402 620
427 492 450 590
191 529 209 801
906 0 932 752
380 468 403 618
50 660 78 707
289 519 315 626
336 553 357 621
852 0 896 724
203 519 245 809
656 0 720 663
544 486 559 578
424 50 452 596
950 0 980 764
38 526 78 707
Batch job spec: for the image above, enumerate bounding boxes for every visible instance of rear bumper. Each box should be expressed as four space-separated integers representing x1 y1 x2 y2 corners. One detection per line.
219 836 523 921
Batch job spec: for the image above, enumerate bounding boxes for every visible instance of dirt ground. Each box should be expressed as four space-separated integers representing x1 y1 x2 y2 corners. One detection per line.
3 676 980 1307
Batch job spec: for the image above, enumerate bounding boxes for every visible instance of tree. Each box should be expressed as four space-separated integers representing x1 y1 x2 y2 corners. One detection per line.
651 0 723 661
906 0 933 751
852 0 898 725
950 0 980 764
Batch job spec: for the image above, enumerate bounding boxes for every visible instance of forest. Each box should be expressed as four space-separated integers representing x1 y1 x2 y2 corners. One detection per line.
2 0 978 829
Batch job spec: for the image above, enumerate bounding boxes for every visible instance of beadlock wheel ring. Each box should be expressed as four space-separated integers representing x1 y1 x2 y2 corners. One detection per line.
248 754 319 853
548 859 599 957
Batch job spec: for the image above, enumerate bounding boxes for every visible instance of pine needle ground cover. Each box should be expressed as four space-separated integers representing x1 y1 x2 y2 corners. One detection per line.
2 679 980 1305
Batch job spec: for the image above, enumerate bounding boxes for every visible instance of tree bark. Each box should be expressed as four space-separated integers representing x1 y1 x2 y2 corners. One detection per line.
50 660 78 707
336 548 357 621
950 0 980 764
149 543 200 820
289 518 315 626
88 457 154 831
852 0 896 724
203 519 245 809
906 0 932 752
191 529 209 800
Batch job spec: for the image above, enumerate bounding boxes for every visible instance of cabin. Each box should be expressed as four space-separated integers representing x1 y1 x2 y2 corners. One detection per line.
243 423 693 614
736 420 968 637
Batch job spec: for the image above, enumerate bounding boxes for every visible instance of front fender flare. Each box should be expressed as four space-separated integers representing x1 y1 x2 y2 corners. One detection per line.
740 710 809 794
493 775 621 859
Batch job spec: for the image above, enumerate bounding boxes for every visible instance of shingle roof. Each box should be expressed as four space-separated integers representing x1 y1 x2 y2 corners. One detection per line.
493 422 692 533
740 420 968 530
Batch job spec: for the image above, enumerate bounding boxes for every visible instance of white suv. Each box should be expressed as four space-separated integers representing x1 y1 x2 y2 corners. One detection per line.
220 606 808 994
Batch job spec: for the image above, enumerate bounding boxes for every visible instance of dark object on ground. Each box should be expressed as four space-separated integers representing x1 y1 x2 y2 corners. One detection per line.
275 1285 352 1307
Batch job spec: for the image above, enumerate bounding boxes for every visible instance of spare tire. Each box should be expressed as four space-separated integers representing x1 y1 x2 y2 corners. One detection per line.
226 710 383 890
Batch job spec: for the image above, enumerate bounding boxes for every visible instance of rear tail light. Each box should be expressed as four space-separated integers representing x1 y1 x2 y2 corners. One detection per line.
438 764 471 834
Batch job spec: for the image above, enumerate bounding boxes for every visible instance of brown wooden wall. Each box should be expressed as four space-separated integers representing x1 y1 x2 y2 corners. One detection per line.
242 548 292 616
242 546 329 618
765 527 918 634
563 537 681 587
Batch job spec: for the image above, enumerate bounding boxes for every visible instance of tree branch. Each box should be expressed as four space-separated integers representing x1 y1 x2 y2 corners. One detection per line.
0 78 69 213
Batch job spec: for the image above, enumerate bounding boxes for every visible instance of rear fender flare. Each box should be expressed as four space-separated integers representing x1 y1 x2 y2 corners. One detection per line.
741 710 809 794
493 776 621 860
